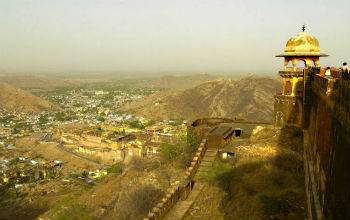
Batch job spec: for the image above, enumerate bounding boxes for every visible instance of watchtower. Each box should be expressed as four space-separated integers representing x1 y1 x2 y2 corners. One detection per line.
274 26 328 127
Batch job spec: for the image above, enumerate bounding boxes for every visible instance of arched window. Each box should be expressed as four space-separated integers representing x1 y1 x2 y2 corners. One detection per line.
296 60 306 68
285 60 293 71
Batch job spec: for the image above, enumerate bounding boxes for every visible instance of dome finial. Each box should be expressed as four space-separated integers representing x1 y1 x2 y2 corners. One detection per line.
302 24 305 32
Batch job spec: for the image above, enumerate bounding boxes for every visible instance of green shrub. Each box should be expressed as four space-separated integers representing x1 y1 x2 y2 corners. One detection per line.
202 159 235 185
159 133 200 168
81 171 87 178
97 116 105 122
39 198 48 208
107 162 123 173
115 185 164 220
146 120 155 127
8 157 20 166
258 194 290 216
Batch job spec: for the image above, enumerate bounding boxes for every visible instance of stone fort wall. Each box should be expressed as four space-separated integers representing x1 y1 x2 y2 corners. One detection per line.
144 139 208 220
302 67 350 220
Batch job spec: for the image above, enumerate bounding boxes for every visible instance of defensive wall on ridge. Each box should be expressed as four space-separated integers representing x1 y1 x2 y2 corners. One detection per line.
301 67 350 220
144 139 209 220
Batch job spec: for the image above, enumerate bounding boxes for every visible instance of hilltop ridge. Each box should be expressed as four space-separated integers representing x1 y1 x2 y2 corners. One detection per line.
121 75 282 122
134 74 220 90
0 82 60 113
0 74 74 89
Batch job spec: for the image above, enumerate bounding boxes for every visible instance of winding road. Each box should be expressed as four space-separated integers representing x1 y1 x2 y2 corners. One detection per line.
42 133 111 168
56 143 111 168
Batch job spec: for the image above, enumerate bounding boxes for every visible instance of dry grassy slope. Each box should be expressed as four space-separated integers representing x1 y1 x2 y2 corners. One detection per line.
0 82 60 113
121 76 282 122
0 74 73 89
134 74 219 90
184 126 306 220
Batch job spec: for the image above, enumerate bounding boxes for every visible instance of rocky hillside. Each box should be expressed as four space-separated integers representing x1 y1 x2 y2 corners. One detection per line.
121 76 282 123
134 74 219 90
0 82 60 113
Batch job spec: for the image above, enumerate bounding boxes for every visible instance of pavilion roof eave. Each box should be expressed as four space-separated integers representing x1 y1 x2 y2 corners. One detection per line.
275 53 329 57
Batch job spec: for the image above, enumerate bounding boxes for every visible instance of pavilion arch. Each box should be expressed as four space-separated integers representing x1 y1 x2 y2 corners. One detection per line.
296 59 306 67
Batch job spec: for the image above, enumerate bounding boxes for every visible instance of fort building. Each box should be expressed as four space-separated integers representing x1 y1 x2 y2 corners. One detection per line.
188 118 242 148
274 26 328 127
274 27 350 220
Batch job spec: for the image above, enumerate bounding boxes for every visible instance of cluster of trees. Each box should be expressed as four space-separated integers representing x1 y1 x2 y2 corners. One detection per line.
54 111 77 122
159 132 201 168
0 115 15 123
12 122 33 134
38 115 49 124
127 120 145 129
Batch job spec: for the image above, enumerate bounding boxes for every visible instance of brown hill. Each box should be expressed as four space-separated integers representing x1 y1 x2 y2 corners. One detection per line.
0 82 60 113
0 74 72 89
121 76 282 123
135 74 219 90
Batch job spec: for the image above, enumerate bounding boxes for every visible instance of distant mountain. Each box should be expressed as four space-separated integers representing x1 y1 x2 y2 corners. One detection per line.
0 82 60 113
121 76 282 123
134 74 220 90
0 74 73 89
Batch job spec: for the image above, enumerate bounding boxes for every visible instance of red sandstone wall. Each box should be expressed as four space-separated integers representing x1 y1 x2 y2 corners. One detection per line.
303 68 350 220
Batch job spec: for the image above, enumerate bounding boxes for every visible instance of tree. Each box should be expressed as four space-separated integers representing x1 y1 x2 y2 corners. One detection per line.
128 120 140 128
97 116 105 122
54 112 65 121
159 133 201 168
146 120 155 127
38 115 48 124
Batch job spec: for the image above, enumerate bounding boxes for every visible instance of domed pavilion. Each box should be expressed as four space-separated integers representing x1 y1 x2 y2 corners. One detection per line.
273 26 329 127
276 25 328 71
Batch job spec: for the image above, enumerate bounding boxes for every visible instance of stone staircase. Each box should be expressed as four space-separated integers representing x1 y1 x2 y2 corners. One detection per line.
146 139 221 220
196 148 219 177
163 148 219 220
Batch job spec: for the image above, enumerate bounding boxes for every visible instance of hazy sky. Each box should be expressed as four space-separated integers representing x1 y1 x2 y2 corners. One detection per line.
0 0 349 75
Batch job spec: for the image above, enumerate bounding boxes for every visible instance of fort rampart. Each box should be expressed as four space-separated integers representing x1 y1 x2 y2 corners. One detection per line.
144 139 208 220
302 67 350 219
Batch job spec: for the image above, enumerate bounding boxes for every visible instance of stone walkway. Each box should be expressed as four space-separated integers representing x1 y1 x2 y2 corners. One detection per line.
164 148 218 220
164 183 205 220
196 148 218 176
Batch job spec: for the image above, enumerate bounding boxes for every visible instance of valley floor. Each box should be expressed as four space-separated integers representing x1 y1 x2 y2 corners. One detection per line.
0 126 306 220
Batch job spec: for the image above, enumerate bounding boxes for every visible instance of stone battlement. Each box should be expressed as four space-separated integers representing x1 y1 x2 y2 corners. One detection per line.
275 66 350 219
278 70 304 78
144 139 208 220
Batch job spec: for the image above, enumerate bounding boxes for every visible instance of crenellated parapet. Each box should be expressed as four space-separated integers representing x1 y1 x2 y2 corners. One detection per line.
278 70 304 78
295 67 350 220
144 139 208 220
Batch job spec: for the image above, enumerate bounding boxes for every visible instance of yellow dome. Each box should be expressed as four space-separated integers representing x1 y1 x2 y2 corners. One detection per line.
276 31 328 57
285 32 320 53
